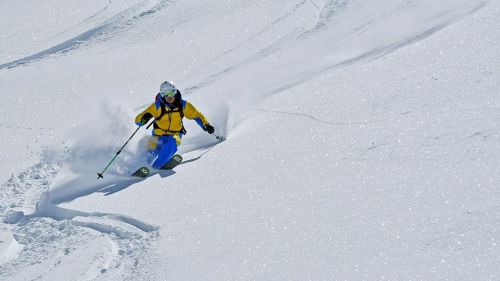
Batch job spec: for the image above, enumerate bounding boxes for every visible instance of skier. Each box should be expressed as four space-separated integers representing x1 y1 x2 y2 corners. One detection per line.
135 81 215 170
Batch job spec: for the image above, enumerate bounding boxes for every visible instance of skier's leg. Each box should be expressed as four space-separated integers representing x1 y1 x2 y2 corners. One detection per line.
151 135 178 169
144 136 161 164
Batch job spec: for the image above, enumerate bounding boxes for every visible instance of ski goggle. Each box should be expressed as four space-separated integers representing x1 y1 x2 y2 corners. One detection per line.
159 90 176 98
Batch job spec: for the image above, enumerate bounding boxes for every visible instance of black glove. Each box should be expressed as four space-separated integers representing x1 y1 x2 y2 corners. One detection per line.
140 113 153 126
204 124 215 134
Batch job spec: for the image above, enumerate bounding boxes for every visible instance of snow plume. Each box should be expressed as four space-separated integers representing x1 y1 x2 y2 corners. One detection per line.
44 98 147 177
178 97 231 154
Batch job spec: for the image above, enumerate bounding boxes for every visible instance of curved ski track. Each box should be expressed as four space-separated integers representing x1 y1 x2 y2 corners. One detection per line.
0 0 172 70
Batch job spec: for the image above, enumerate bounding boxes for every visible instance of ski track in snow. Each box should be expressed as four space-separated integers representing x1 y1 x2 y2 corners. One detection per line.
187 0 488 102
53 0 113 39
0 123 54 132
0 0 172 70
185 0 319 94
259 108 386 126
202 0 311 68
0 161 159 280
301 0 351 37
270 2 489 100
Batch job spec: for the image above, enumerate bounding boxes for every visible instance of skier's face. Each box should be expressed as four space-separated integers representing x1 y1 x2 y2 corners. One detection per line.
165 95 175 104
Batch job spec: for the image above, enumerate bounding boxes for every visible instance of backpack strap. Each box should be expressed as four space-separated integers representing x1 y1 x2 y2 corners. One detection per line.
159 102 166 119
181 100 186 118
153 100 188 135
179 100 187 134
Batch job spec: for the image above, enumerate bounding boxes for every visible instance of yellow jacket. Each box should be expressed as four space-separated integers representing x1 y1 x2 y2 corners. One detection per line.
135 98 209 140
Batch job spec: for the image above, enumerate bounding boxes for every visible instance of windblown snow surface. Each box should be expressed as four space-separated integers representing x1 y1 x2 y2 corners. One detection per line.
1 0 499 280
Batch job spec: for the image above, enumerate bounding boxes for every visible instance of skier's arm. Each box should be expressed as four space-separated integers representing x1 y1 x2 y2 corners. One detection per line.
183 101 210 129
135 103 159 126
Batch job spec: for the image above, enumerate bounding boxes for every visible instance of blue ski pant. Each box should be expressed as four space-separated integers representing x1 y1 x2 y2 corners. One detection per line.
145 135 178 169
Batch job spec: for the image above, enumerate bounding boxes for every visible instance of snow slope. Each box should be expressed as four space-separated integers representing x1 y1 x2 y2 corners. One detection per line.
1 0 499 280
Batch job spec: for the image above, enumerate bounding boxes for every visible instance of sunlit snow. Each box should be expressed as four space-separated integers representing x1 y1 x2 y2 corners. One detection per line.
1 0 499 280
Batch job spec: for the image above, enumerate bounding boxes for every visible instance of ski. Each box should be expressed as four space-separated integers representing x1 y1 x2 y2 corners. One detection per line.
160 154 183 170
131 166 150 178
130 154 183 177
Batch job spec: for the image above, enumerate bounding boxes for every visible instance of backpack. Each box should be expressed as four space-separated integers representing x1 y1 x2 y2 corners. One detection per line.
154 91 187 135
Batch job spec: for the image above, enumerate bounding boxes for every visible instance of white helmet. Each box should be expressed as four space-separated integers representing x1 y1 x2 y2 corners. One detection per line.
159 81 177 97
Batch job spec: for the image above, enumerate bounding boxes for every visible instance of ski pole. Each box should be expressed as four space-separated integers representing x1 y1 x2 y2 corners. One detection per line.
97 120 154 179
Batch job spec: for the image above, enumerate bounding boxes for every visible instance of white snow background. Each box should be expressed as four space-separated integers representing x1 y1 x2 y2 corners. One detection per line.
0 0 499 280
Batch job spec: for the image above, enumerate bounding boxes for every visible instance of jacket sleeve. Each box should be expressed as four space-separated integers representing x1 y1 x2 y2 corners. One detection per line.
183 101 209 129
135 103 159 126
